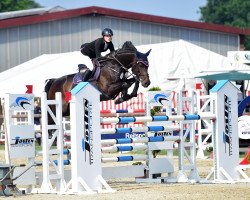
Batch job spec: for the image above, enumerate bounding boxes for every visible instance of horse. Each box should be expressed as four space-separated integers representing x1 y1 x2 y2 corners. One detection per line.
44 41 151 117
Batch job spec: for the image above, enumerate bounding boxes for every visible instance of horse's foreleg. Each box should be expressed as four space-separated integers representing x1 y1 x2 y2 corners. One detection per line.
100 93 113 101
130 80 140 97
120 80 139 101
100 82 126 102
115 78 137 104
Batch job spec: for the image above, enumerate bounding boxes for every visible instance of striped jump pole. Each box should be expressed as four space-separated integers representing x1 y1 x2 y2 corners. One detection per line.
101 114 216 124
102 155 148 163
101 125 180 134
101 135 180 146
37 148 70 156
102 144 148 153
54 154 149 164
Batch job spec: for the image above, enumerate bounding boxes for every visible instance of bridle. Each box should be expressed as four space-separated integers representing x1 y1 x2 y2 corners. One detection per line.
109 49 149 81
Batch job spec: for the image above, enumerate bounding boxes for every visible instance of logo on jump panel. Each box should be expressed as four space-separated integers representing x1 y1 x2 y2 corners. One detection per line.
82 99 94 165
223 94 233 156
149 93 170 105
10 96 33 109
11 136 34 147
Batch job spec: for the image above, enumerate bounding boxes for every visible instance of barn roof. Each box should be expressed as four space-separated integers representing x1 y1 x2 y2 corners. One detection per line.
0 6 249 36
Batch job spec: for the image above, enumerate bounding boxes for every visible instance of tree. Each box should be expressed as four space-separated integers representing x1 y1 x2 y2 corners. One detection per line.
0 0 42 13
199 0 250 50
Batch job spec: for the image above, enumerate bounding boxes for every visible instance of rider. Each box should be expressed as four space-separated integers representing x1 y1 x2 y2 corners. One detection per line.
80 28 115 81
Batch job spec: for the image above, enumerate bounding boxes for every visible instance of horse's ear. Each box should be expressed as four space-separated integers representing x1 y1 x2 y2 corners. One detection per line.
145 49 152 56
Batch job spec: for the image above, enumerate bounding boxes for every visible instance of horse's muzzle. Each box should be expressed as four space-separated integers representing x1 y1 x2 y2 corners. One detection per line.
142 80 151 88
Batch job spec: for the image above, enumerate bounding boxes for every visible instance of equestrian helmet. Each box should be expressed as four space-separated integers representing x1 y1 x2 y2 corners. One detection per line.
102 28 113 36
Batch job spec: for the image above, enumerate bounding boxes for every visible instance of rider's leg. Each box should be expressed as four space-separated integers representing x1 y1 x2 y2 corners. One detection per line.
81 58 100 81
78 64 88 72
91 58 100 67
82 69 92 82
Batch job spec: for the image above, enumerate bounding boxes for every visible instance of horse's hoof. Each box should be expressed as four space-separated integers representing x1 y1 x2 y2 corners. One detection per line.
115 99 123 104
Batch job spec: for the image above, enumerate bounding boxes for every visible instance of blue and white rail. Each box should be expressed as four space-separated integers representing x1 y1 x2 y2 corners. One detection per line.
101 144 148 153
101 125 179 134
101 155 148 163
100 114 216 124
101 135 180 146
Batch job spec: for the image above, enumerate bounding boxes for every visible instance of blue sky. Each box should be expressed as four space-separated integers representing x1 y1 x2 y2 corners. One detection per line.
35 0 207 21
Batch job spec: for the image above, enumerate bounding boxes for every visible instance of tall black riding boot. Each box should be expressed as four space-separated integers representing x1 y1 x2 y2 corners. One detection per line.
82 69 92 82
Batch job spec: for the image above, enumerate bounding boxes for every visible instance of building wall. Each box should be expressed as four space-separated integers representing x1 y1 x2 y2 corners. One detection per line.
0 15 239 72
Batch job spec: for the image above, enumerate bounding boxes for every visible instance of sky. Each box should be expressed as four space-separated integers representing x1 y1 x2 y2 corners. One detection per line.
35 0 207 22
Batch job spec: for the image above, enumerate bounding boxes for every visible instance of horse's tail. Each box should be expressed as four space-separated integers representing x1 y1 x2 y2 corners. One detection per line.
44 78 55 98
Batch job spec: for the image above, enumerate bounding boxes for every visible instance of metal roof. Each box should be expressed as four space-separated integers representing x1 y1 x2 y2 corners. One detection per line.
0 6 249 36
0 6 65 20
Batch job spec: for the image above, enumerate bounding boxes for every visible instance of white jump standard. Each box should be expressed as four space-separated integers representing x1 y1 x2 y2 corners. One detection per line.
35 80 249 195
60 80 244 194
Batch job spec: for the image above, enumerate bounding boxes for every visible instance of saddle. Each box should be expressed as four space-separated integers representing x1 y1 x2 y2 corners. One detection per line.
73 57 110 84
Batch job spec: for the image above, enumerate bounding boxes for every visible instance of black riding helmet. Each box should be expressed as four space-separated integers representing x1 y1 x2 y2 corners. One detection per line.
102 28 113 36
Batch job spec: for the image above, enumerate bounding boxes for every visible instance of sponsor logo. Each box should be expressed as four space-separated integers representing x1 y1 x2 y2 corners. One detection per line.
245 54 250 61
238 116 250 139
10 96 33 109
242 131 250 135
11 136 34 147
149 93 170 105
154 132 172 137
125 133 146 138
234 53 240 62
82 99 94 165
223 95 233 156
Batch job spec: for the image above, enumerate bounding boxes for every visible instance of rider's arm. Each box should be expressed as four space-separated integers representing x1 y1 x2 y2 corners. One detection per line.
109 42 115 52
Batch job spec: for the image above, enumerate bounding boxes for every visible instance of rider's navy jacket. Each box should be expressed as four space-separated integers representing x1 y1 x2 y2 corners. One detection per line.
80 38 115 59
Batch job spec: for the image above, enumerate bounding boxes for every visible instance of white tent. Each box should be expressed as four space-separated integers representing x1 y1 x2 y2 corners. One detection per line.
0 40 249 96
0 51 92 96
137 40 250 92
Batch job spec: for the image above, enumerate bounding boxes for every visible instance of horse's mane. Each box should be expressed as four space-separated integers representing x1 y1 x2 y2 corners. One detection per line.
121 41 137 53
122 41 147 61
105 41 137 58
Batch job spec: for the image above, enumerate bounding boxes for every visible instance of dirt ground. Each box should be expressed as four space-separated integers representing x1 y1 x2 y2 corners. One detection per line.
9 182 250 200
1 151 250 200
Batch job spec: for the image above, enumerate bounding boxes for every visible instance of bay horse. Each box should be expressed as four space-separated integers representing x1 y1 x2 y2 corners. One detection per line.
44 41 151 117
